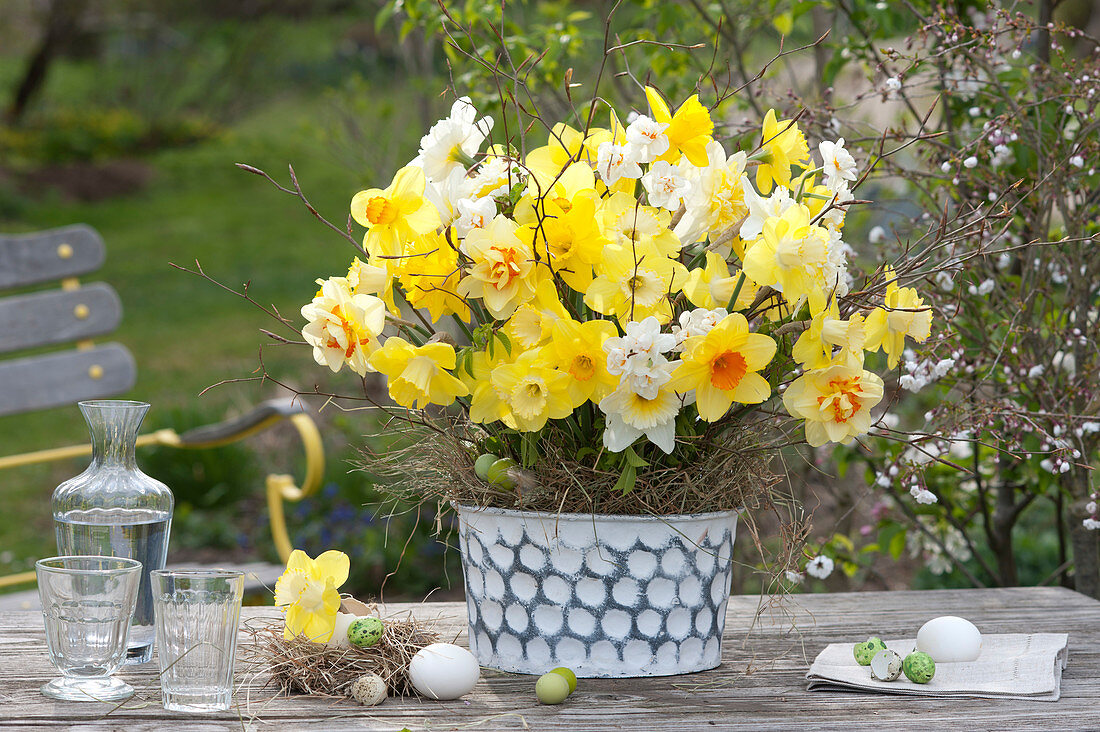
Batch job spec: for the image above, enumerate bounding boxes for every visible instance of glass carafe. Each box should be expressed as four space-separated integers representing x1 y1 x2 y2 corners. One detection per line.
51 400 173 664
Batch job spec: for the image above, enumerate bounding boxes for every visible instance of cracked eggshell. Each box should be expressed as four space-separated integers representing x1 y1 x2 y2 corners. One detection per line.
326 612 358 649
869 649 904 681
915 616 982 663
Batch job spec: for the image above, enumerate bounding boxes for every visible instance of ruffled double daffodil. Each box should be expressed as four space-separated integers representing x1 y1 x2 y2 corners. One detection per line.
274 549 350 643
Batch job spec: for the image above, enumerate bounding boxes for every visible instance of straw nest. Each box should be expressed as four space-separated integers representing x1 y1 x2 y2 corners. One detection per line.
240 607 439 698
365 422 780 516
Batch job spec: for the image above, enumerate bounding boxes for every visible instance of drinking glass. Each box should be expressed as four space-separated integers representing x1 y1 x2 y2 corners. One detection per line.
36 555 142 701
152 569 244 712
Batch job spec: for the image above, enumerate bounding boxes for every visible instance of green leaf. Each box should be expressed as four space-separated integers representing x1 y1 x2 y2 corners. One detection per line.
613 463 637 494
622 446 649 469
888 530 907 560
772 11 794 36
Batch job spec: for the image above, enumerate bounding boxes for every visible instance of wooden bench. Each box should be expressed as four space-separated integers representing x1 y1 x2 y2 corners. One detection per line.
0 224 324 587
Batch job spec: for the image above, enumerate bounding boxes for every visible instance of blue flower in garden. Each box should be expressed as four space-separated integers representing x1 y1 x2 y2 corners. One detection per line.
323 483 339 499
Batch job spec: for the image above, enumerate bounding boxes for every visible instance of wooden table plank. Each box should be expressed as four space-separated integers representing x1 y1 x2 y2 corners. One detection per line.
0 587 1096 731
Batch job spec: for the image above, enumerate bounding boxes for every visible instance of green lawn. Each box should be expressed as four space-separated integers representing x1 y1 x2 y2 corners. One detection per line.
0 73 431 582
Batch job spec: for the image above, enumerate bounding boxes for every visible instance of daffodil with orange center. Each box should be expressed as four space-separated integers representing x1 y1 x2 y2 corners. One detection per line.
669 313 776 421
544 318 619 408
350 166 439 257
368 337 469 409
782 363 884 447
458 215 539 320
864 269 933 368
755 109 810 194
274 549 349 642
490 349 574 432
301 276 386 376
645 86 714 167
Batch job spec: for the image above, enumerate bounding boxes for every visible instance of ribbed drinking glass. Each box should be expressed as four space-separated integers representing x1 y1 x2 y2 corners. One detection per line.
36 555 142 702
152 569 244 712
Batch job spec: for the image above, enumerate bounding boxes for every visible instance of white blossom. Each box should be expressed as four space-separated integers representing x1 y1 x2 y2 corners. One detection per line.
868 225 886 244
1069 155 1085 168
963 156 978 168
414 96 494 183
911 486 938 505
624 115 670 163
641 160 691 211
595 142 642 186
819 138 858 184
453 197 497 238
1083 518 1100 531
806 555 835 580
885 76 902 94
671 307 728 350
1085 501 1097 514
1027 364 1045 379
739 181 794 242
784 570 804 584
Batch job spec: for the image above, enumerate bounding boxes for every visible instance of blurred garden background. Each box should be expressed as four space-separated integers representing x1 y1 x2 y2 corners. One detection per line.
2 0 1098 601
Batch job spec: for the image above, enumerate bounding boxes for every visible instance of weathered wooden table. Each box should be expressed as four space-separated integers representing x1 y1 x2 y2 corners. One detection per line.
1 587 1096 730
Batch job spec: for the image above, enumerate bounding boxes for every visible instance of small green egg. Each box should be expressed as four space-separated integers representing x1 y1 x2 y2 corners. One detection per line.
550 666 577 694
536 672 571 705
474 453 499 481
347 617 385 648
853 637 888 666
486 458 517 488
903 651 936 684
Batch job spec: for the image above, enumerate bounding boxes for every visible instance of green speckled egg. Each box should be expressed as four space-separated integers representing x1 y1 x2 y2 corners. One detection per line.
853 636 888 665
903 651 936 683
347 617 385 648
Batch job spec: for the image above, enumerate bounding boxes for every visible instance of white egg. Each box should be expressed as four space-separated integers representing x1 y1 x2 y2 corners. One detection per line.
408 643 480 700
915 615 982 662
326 612 358 649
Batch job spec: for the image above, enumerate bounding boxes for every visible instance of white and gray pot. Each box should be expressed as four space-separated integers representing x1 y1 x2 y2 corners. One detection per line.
453 503 739 678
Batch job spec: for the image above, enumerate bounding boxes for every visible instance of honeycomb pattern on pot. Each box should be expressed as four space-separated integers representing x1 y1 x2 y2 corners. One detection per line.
457 511 736 677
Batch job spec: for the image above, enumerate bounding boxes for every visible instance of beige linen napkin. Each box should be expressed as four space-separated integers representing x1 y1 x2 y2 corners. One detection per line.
806 633 1068 701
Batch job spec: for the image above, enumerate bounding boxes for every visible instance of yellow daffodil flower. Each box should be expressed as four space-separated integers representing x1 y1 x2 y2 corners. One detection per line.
523 123 601 182
397 231 470 322
756 109 810 194
545 318 619 408
742 204 829 313
864 269 933 368
350 166 439 257
520 192 609 293
301 276 386 376
490 348 574 431
464 344 521 429
645 86 714 167
585 242 688 324
274 549 349 642
368 337 470 409
457 215 540 320
683 251 757 310
792 300 866 369
504 278 569 349
599 192 682 259
782 363 884 447
348 257 399 316
669 313 776 420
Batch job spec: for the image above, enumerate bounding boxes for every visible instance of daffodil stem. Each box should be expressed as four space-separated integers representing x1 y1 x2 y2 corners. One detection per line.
726 272 747 312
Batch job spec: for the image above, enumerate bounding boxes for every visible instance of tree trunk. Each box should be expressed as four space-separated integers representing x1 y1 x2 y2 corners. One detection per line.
5 0 87 125
1064 467 1099 597
991 479 1018 586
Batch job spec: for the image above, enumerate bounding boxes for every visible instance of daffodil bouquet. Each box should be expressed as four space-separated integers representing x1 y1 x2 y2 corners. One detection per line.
296 87 933 514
